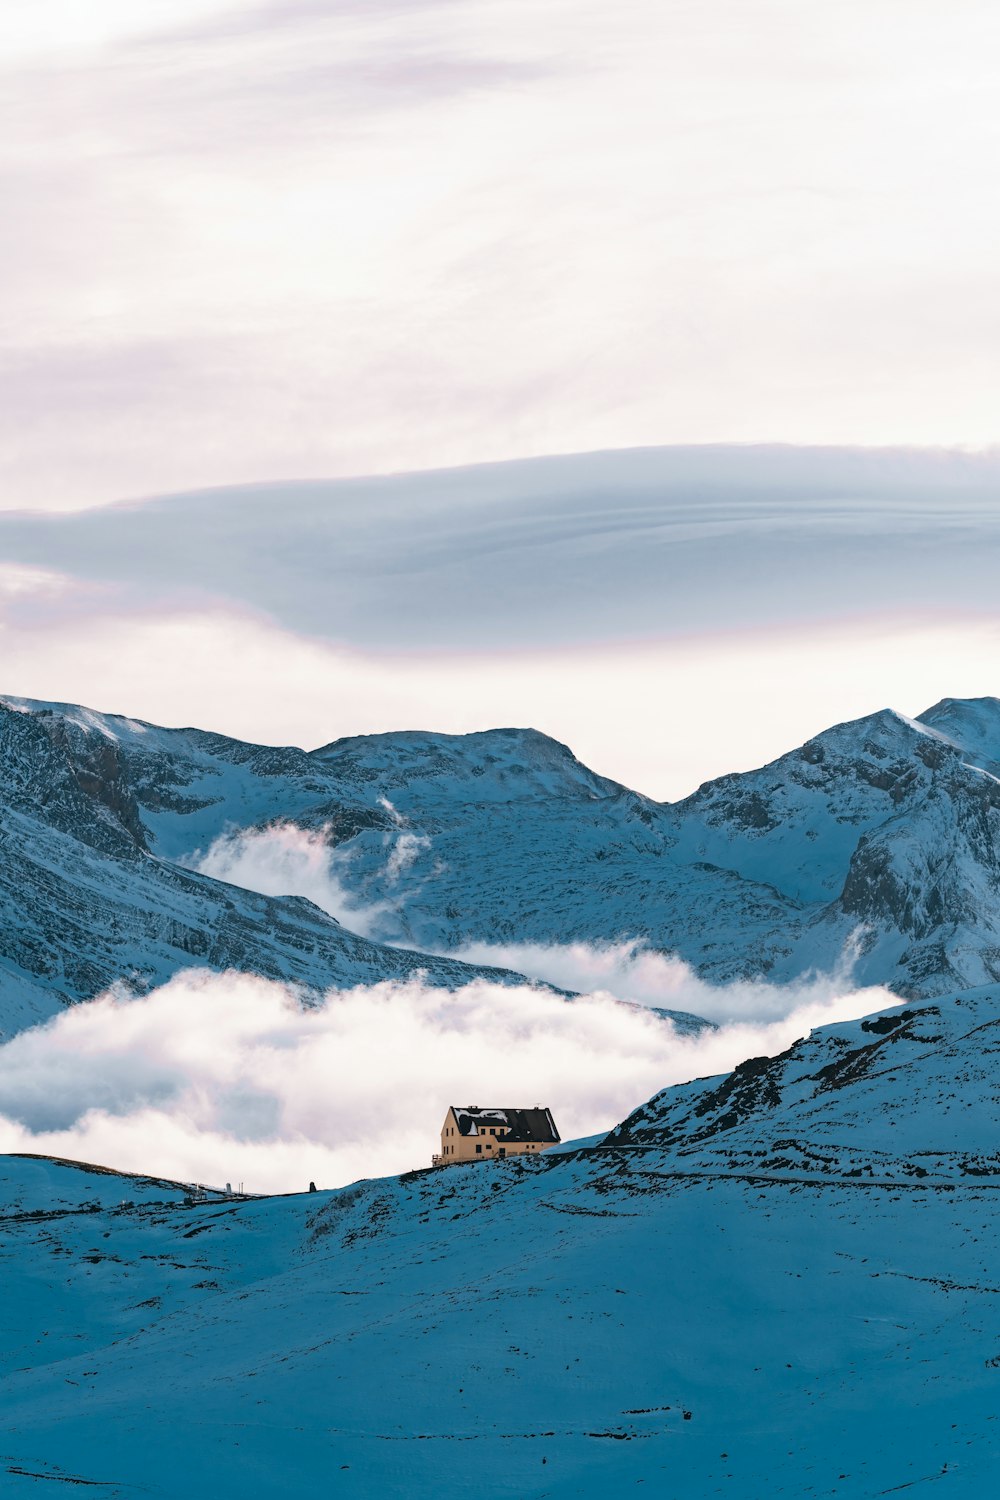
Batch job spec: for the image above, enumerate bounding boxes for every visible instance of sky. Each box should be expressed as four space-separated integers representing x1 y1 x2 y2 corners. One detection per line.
3 0 1000 510
2 1 999 792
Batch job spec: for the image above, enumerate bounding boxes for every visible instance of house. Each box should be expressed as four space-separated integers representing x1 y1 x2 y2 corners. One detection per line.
433 1105 560 1167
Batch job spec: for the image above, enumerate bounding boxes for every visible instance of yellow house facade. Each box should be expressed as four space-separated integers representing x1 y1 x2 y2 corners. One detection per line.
433 1105 560 1167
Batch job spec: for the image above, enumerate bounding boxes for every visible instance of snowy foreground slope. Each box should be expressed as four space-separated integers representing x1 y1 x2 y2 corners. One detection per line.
4 986 1000 1498
6 693 1000 1013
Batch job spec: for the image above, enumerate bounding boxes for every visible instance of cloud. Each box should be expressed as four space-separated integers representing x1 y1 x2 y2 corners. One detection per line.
5 448 1000 649
386 832 431 883
188 822 391 938
0 967 900 1193
376 798 433 883
0 564 69 603
447 938 872 1024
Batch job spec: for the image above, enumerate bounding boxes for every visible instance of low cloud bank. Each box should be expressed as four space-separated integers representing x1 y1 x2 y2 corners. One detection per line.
0 967 899 1194
449 938 868 1024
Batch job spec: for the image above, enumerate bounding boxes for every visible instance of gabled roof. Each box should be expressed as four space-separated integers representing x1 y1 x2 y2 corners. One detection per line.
449 1106 560 1143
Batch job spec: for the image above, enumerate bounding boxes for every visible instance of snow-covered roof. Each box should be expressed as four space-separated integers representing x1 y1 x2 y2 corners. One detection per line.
450 1106 560 1143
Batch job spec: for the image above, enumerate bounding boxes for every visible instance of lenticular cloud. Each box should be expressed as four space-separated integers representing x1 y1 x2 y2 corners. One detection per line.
0 967 900 1194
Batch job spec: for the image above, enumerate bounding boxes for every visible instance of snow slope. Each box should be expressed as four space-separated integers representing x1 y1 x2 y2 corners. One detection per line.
7 693 1000 1011
3 984 1000 1496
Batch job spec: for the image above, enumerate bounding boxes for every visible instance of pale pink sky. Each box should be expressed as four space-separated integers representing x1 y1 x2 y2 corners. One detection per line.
2 0 999 511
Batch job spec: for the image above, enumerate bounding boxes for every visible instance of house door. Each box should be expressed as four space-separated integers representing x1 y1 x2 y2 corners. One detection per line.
498 1147 506 1158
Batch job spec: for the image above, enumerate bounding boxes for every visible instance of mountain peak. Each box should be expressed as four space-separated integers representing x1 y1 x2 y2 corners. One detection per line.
313 724 578 761
308 725 624 805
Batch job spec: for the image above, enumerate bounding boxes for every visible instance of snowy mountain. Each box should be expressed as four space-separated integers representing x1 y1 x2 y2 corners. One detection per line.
3 982 1000 1496
0 702 564 1035
5 693 1000 1026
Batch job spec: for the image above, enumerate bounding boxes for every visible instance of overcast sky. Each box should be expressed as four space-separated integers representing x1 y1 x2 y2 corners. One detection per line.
3 3 999 794
3 0 1000 510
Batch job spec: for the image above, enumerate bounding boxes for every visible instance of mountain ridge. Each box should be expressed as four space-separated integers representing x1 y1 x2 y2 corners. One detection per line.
0 700 622 1036
5 691 1000 1032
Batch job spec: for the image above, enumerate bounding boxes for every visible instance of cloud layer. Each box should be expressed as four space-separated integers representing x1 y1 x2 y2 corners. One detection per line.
190 822 390 938
5 448 1000 651
0 967 900 1193
447 938 870 1025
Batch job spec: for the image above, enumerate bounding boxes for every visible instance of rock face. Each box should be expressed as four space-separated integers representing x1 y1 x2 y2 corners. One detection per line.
4 692 1000 1032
